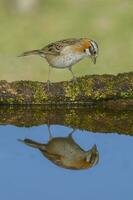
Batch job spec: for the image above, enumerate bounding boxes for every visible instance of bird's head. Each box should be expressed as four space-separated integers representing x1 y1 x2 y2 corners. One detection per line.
84 39 99 64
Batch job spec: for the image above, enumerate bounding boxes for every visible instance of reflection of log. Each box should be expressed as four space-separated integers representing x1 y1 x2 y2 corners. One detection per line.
0 72 133 108
0 106 132 136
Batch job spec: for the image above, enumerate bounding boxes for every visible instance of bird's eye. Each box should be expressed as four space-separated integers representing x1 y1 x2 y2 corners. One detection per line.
93 51 96 54
83 49 86 53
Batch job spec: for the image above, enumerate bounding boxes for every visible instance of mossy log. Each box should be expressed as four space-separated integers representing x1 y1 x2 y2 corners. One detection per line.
0 106 132 135
0 72 133 107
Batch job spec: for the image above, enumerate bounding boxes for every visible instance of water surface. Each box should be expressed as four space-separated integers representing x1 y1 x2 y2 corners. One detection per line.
0 106 133 200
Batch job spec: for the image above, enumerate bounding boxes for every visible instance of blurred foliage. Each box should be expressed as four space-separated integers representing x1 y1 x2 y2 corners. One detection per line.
0 0 133 81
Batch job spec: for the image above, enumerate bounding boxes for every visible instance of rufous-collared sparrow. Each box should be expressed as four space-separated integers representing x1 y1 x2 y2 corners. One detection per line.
19 128 99 170
19 38 99 84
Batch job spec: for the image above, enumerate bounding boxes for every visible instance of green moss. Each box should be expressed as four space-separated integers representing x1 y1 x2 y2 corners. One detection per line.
64 82 81 101
16 95 25 104
0 97 4 103
27 82 47 103
0 72 133 105
33 87 48 104
12 81 48 104
84 78 94 97
120 91 133 98
6 97 14 104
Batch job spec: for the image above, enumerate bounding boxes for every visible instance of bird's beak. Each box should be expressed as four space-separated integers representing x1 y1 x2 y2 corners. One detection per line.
91 56 96 64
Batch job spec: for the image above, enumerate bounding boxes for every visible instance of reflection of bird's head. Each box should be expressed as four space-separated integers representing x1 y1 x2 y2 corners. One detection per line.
84 144 99 169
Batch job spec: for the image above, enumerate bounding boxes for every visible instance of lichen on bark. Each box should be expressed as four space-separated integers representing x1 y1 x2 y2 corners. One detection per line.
0 72 133 107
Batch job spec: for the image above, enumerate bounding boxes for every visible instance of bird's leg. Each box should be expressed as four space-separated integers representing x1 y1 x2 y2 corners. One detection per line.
48 125 53 140
68 129 76 138
68 67 77 83
47 66 52 90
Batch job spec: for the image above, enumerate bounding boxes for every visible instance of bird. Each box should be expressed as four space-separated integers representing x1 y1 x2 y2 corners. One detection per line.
19 38 99 86
19 128 99 170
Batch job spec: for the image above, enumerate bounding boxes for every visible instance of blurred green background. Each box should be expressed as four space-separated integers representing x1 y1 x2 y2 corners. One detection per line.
0 0 132 82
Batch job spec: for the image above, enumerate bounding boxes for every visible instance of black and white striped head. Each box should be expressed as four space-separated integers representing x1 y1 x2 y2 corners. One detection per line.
85 40 99 64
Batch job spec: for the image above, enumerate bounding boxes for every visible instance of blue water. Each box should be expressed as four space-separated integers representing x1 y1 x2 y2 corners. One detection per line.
0 124 133 200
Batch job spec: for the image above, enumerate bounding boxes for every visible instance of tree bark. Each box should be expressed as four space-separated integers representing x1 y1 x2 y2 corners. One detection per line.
0 72 133 108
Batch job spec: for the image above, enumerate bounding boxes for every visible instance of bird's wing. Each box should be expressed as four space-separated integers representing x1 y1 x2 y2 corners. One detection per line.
41 38 82 55
41 150 64 164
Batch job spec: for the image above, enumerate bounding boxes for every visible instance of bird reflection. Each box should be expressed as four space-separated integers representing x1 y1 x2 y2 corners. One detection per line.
19 127 99 170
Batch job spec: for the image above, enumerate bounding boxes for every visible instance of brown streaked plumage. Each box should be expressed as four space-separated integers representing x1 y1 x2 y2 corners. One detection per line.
19 38 99 86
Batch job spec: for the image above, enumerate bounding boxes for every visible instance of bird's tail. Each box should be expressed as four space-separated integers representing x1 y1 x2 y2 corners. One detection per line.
18 49 42 57
18 138 46 150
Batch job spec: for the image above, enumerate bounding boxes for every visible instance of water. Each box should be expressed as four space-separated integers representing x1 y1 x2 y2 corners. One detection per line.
0 106 133 200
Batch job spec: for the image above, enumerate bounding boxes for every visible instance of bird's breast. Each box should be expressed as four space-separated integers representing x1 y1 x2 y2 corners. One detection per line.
46 52 86 68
